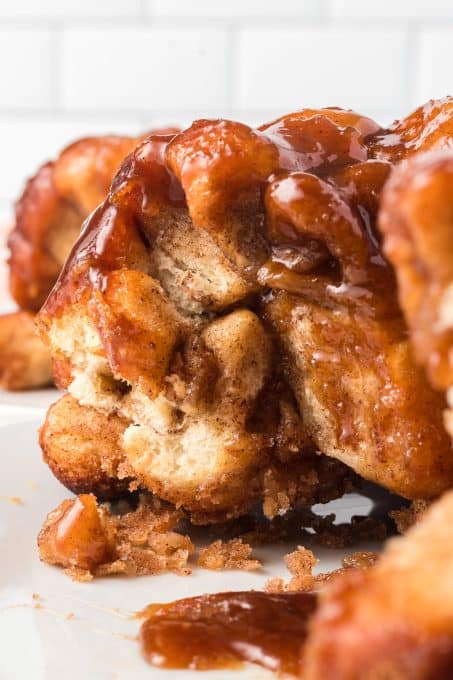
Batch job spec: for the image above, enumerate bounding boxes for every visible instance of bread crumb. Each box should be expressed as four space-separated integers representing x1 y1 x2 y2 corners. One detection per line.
38 493 194 581
239 506 387 549
266 547 317 593
390 500 429 534
265 547 379 593
197 538 261 571
63 566 94 582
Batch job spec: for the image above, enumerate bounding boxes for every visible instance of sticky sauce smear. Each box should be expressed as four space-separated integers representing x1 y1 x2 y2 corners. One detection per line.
138 590 317 675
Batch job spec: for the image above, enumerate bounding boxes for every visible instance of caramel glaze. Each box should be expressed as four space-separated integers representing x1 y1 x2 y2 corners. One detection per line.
43 100 453 329
44 109 400 323
138 590 317 675
44 132 182 315
37 100 453 501
9 129 180 312
39 494 112 571
370 97 453 162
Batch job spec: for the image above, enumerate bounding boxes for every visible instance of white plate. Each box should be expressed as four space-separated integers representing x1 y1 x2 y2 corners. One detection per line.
0 389 60 426
0 420 382 680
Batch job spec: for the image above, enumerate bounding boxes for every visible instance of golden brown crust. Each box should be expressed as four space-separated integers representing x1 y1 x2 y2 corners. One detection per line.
4 129 178 392
0 311 52 389
39 394 132 500
41 395 353 521
8 134 145 312
380 151 453 393
264 293 453 499
303 490 453 680
8 162 79 312
37 101 453 514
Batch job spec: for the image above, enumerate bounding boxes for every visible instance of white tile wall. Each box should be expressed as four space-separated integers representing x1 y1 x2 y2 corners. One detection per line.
415 29 453 104
0 29 52 108
0 0 142 19
0 0 451 213
149 0 322 18
331 0 453 20
60 28 229 112
236 28 406 118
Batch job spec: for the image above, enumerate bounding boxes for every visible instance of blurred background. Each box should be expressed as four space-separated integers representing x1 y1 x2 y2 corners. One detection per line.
0 0 452 301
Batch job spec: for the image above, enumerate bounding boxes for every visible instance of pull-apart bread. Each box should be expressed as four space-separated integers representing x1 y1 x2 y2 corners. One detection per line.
0 132 174 390
37 101 453 520
378 116 453 436
303 488 453 679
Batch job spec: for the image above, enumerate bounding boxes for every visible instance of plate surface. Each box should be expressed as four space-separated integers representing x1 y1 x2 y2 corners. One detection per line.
0 389 60 426
0 420 381 680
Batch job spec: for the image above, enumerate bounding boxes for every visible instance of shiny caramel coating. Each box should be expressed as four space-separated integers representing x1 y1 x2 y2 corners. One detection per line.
260 108 380 173
370 96 453 162
38 101 453 515
8 134 147 312
37 492 194 579
380 151 453 393
3 128 176 392
264 292 452 500
38 493 112 572
140 591 316 674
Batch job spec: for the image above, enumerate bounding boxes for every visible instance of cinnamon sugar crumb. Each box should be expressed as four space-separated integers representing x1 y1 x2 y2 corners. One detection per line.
266 547 318 593
197 539 261 571
239 507 387 549
64 566 94 582
390 500 429 534
265 547 379 593
38 493 194 581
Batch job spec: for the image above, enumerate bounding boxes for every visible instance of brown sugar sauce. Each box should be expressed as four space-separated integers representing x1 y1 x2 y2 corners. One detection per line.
43 108 398 322
138 590 317 674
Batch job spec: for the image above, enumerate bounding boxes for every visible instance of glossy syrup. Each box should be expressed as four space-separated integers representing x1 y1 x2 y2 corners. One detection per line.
138 590 317 675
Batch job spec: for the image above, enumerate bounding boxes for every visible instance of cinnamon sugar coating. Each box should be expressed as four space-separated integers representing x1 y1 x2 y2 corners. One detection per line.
37 493 192 581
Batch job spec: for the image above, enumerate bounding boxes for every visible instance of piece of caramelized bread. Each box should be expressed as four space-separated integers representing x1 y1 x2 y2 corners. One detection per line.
303 489 453 679
0 311 52 390
0 129 176 390
380 148 453 438
37 101 453 519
